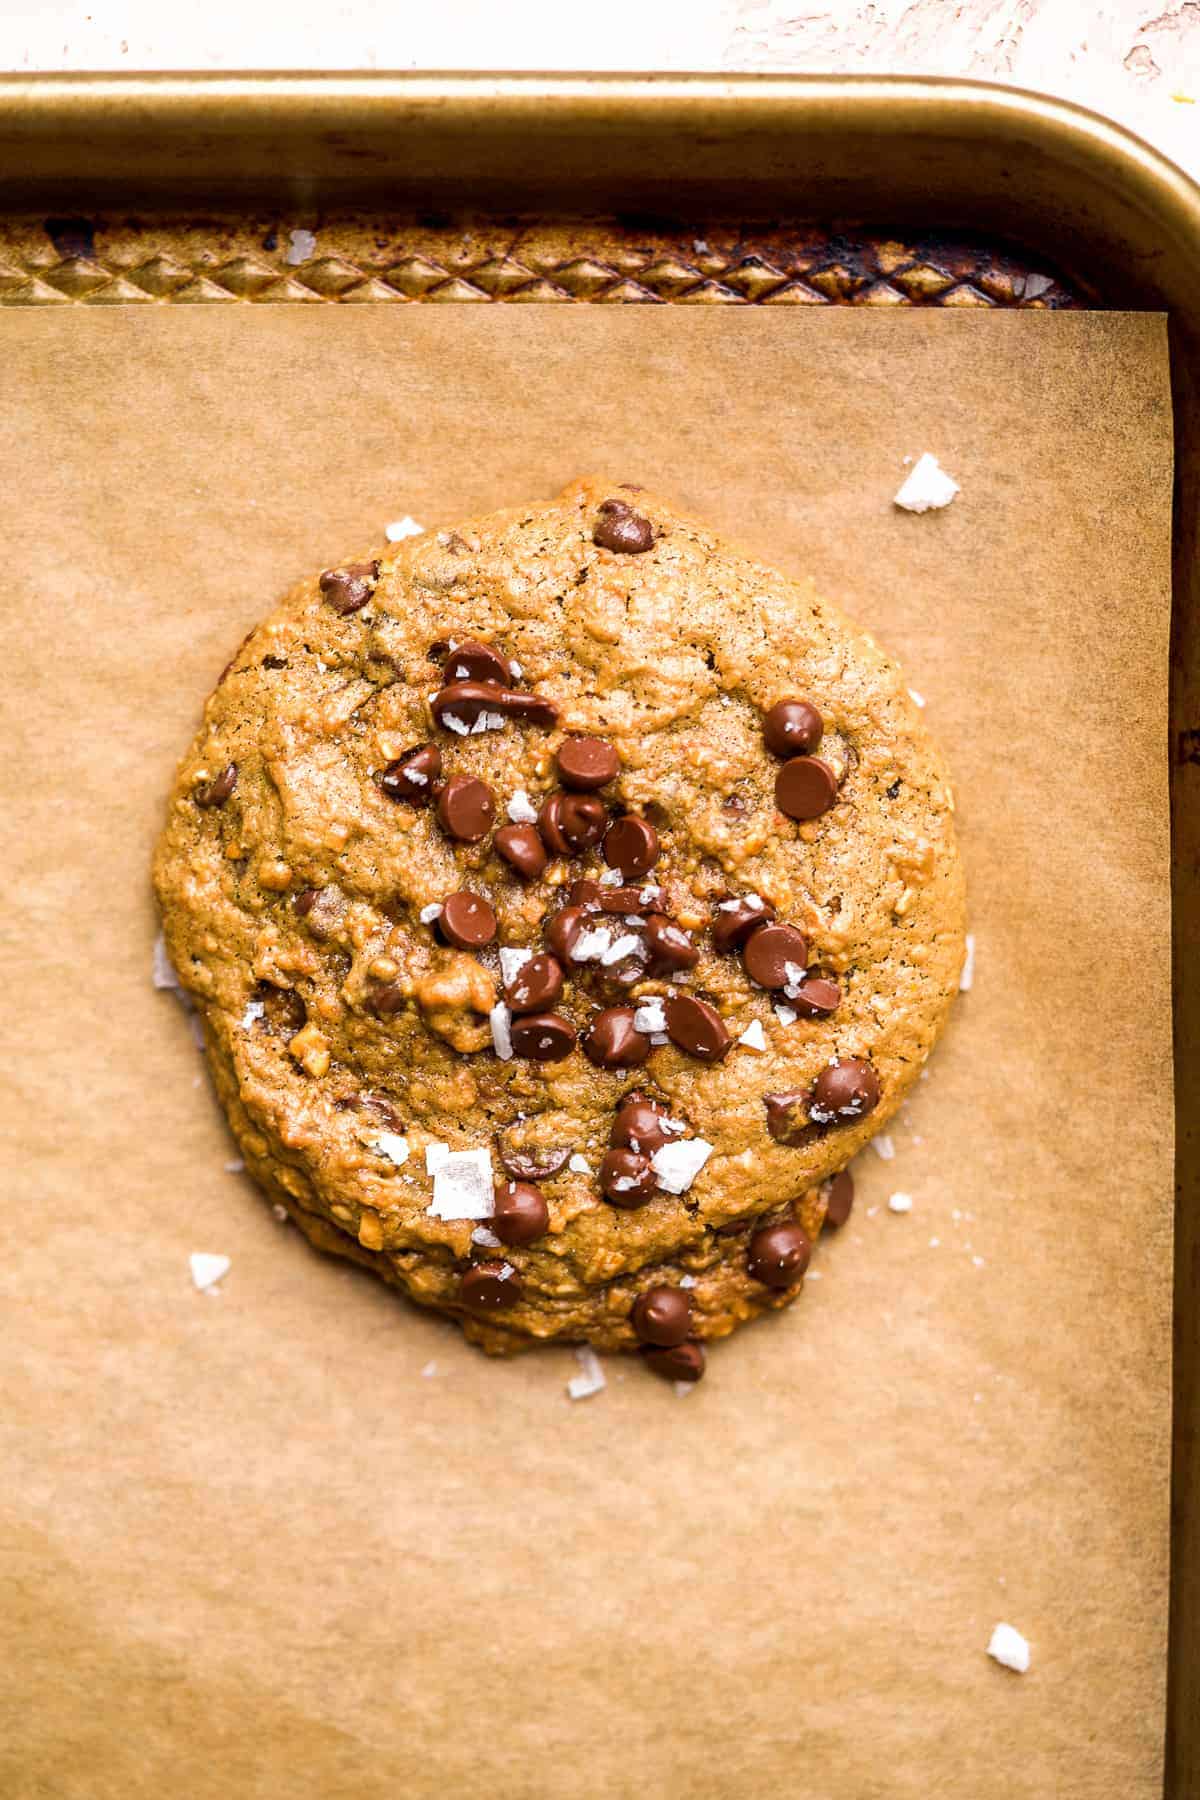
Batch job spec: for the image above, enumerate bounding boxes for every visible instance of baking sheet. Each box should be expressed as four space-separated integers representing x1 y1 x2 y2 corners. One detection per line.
0 308 1173 1799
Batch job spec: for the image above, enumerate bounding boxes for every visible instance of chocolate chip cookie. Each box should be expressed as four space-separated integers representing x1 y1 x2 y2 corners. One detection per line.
154 478 965 1382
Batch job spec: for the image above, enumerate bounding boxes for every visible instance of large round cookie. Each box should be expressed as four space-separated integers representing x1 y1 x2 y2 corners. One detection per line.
154 477 965 1369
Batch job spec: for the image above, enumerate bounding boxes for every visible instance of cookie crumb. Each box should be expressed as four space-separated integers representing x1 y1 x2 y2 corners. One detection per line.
189 1252 230 1292
567 1346 606 1400
888 1191 913 1214
894 453 960 513
987 1623 1030 1673
385 515 424 541
960 933 976 991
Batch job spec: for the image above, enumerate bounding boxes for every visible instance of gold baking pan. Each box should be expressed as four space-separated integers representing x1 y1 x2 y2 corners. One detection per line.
0 71 1196 1795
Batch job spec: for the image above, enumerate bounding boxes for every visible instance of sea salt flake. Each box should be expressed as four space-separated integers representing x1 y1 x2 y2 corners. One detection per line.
509 659 523 678
908 688 927 708
567 1154 591 1174
419 902 443 923
285 227 316 263
567 1346 607 1401
571 925 613 963
652 1138 714 1195
152 933 180 989
633 999 668 1034
373 1132 410 1167
223 1157 244 1174
600 932 641 966
872 1134 896 1161
960 933 976 991
679 1274 697 1289
421 1360 438 1377
599 867 623 886
673 1382 695 1398
806 1270 822 1281
470 710 507 733
240 999 264 1028
271 1203 289 1223
489 1003 514 1062
649 1033 670 1046
774 1003 798 1026
428 1147 495 1221
972 1254 987 1268
506 790 538 825
987 1623 1030 1674
472 1225 502 1248
894 452 960 513
404 767 429 787
499 946 534 986
888 1191 913 1214
737 1018 767 1052
929 1237 941 1248
441 712 471 736
385 514 424 541
190 1252 230 1292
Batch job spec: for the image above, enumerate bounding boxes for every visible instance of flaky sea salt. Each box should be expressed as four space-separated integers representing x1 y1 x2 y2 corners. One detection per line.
651 1138 714 1195
908 688 927 708
674 1382 695 1398
499 946 533 986
419 903 443 924
633 999 668 1035
385 514 424 541
872 1134 896 1161
441 712 471 736
425 1142 450 1173
599 867 622 886
600 932 641 966
679 1274 697 1289
737 1019 767 1052
189 1252 230 1292
567 1154 592 1174
774 1003 798 1027
571 925 613 963
421 1360 438 1378
888 1191 913 1214
960 933 976 992
271 1202 289 1223
894 452 960 513
987 1623 1030 1674
472 1225 502 1249
567 1346 607 1401
428 1146 495 1221
489 1003 514 1062
470 711 507 733
285 227 316 263
223 1158 244 1174
506 790 538 825
152 932 180 990
373 1132 410 1167
240 999 264 1029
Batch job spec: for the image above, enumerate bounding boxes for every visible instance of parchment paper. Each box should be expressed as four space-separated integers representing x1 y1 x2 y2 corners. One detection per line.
0 309 1173 1800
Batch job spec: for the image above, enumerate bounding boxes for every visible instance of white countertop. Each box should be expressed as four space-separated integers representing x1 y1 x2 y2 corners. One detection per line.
2 0 1198 181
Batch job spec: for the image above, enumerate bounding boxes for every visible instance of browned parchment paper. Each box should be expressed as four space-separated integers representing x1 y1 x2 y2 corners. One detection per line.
0 309 1173 1800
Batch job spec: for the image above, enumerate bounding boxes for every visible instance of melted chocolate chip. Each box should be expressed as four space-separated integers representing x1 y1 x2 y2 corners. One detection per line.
378 744 441 803
444 638 512 685
509 1012 577 1062
544 904 589 961
538 792 607 854
763 698 824 759
491 1181 550 1247
495 824 547 880
631 1285 692 1347
436 775 496 843
825 1169 854 1228
788 975 841 1018
497 1143 572 1181
642 1341 705 1383
557 736 620 791
258 983 306 1037
319 560 379 616
603 815 659 878
776 756 839 821
292 885 345 940
664 995 731 1063
594 885 650 914
584 1007 651 1069
711 894 776 954
432 681 558 730
194 763 237 809
504 952 564 1015
810 1058 881 1124
594 500 655 554
368 982 408 1018
600 1147 657 1207
747 1221 812 1288
644 915 699 972
611 1094 672 1154
438 890 497 950
569 878 604 907
763 1090 813 1145
742 923 810 990
460 1262 521 1310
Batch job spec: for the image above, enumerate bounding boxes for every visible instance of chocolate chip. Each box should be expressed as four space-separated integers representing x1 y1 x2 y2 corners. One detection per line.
603 815 659 878
594 501 654 555
611 1094 672 1154
497 1143 571 1181
557 736 620 791
444 638 512 685
569 878 605 907
600 1147 657 1206
599 884 656 915
763 698 824 759
368 982 408 1018
436 775 496 843
747 1221 811 1288
642 1341 705 1383
258 983 306 1037
664 995 731 1063
460 1262 521 1310
810 1058 881 1124
788 975 841 1018
544 904 589 961
584 1007 651 1069
194 763 237 808
711 894 776 954
293 885 344 940
742 923 810 990
438 890 497 950
433 680 558 730
495 824 547 881
378 743 441 803
319 560 379 616
491 1180 550 1246
763 1090 814 1145
776 756 839 821
645 914 699 971
538 792 607 854
504 952 564 1015
631 1285 692 1346
509 1012 577 1062
262 654 288 670
825 1169 854 1228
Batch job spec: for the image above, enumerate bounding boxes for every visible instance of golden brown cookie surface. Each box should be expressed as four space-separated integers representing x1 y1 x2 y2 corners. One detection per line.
154 478 965 1364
